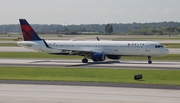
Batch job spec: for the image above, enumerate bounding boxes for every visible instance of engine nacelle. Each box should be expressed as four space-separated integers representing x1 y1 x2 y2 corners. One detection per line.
106 55 121 59
92 52 105 61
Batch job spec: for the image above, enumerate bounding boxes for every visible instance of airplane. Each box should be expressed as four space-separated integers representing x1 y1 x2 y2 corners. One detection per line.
17 19 169 64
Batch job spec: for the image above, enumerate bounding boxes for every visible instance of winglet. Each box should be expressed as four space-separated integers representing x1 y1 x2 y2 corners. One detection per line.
19 19 41 41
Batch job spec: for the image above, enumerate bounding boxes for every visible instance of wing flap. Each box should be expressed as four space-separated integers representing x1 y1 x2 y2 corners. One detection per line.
51 47 93 55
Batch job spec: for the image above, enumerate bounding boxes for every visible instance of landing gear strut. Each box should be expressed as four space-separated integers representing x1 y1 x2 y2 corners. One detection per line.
148 56 152 64
82 58 88 63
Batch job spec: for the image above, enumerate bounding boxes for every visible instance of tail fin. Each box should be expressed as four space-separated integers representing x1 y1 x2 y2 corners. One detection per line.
19 19 41 41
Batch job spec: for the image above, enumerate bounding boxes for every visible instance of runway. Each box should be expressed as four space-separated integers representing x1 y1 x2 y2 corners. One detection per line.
0 58 180 69
0 83 179 103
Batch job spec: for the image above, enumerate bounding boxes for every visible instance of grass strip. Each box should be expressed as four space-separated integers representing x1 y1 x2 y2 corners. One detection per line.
0 43 18 46
0 66 179 85
162 43 180 48
104 37 180 40
0 52 81 59
0 52 180 61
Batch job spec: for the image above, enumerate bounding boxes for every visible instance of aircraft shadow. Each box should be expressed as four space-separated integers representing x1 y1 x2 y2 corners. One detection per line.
66 61 121 67
30 60 121 67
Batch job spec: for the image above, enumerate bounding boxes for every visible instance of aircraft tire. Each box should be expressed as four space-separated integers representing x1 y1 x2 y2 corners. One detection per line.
82 58 88 63
148 60 152 64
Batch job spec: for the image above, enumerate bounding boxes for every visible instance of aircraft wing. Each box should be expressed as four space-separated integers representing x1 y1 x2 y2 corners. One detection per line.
51 47 94 55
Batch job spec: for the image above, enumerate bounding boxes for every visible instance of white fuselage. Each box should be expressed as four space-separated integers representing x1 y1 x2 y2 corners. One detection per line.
17 40 169 57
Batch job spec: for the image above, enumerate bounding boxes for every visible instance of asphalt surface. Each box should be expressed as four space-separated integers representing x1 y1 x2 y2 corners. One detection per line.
0 59 179 69
0 83 179 103
0 80 179 90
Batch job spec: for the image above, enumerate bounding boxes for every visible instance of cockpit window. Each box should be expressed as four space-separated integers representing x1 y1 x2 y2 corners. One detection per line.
155 45 164 48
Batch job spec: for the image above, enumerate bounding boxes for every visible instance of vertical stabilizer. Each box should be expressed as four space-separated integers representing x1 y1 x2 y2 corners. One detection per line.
19 19 41 41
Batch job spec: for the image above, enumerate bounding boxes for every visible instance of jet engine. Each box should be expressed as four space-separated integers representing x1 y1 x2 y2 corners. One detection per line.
106 55 121 59
92 52 105 61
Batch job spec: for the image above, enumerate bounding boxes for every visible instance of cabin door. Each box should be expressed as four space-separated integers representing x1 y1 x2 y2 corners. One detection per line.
76 44 81 50
114 44 118 51
145 45 150 52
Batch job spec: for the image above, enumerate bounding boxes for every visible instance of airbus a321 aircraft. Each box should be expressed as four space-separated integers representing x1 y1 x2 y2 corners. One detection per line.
17 19 169 64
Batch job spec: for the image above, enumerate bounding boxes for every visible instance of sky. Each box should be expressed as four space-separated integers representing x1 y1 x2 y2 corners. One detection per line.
0 0 180 25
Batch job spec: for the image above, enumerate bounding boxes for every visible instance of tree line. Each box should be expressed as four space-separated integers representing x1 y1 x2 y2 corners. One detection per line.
1 21 180 35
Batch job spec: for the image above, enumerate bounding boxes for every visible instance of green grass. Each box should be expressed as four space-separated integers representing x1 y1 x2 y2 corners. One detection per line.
162 43 180 48
0 52 81 59
0 52 180 61
0 43 18 46
0 38 15 41
1 34 180 41
0 66 179 85
114 38 180 40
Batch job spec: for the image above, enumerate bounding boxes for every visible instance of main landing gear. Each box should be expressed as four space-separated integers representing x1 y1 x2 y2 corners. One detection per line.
148 56 152 64
82 58 88 63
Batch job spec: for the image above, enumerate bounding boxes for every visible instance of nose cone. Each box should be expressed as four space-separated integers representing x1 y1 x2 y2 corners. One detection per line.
163 49 169 55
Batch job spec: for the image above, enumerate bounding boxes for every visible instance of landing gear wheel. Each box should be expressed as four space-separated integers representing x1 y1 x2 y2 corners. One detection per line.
147 56 152 64
148 60 152 64
82 58 88 63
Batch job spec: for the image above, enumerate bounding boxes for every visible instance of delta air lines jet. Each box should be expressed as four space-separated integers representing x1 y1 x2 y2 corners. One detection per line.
17 19 169 64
